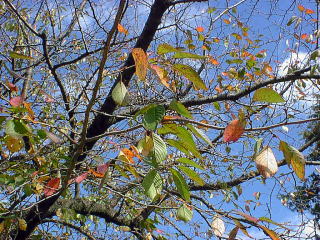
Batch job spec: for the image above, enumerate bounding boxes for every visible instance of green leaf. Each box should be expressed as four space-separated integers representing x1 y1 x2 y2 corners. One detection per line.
9 51 33 60
112 81 128 106
143 105 165 130
157 43 179 54
186 124 212 146
177 157 204 170
253 138 263 158
5 119 31 138
253 88 285 103
173 64 207 90
167 139 192 156
169 99 193 119
287 16 297 26
141 169 162 201
178 166 205 186
170 168 190 201
177 204 193 222
152 133 167 164
172 52 205 59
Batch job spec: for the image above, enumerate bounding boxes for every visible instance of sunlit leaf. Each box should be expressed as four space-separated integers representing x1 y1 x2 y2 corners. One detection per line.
196 26 204 32
157 43 179 54
117 23 128 35
211 215 225 237
6 119 31 138
150 65 170 89
254 147 278 178
143 104 165 130
152 133 167 164
178 166 205 186
112 81 128 105
172 52 205 59
142 169 162 201
223 119 245 142
132 48 148 81
9 51 33 60
169 99 193 119
170 168 190 202
173 64 207 90
187 124 212 146
259 225 281 240
253 88 285 103
177 204 193 222
177 157 204 170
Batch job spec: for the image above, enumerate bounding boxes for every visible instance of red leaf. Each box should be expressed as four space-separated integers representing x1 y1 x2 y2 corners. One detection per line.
7 82 18 92
75 172 89 184
301 33 308 40
9 96 23 107
236 211 259 224
223 119 245 142
44 178 60 197
97 163 109 174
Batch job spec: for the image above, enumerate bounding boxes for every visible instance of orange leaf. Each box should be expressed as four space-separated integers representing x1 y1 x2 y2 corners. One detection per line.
130 145 142 160
223 19 231 24
44 178 60 197
301 33 308 40
223 119 245 142
89 169 104 178
297 5 305 12
117 23 128 35
305 9 315 14
208 56 219 65
23 102 35 120
259 225 281 240
150 64 170 89
132 48 148 81
10 96 23 107
122 148 135 163
196 26 204 32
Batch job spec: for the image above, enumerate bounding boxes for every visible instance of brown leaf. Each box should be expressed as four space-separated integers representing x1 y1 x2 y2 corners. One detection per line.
223 119 245 142
132 48 148 81
254 147 278 178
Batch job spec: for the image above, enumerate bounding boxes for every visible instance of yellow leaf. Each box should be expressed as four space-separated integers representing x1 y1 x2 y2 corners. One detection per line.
18 218 27 231
0 221 4 233
132 48 148 81
5 135 23 152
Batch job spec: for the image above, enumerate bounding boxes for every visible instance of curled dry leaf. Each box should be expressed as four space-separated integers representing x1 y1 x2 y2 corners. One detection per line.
254 147 278 178
223 119 245 142
211 215 225 237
